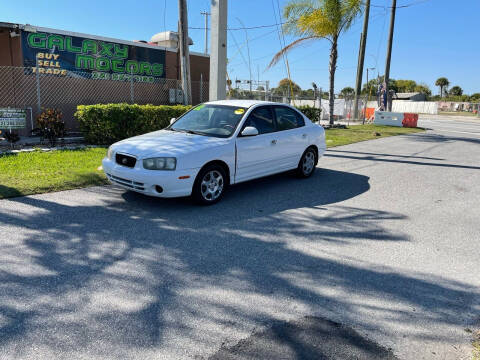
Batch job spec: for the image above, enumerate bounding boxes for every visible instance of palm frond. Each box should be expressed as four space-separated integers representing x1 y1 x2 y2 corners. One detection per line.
267 36 318 69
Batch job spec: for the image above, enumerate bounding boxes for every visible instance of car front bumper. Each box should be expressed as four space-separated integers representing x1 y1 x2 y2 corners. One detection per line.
102 158 200 198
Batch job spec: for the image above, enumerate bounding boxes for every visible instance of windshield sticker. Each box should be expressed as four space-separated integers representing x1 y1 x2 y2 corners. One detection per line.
234 108 245 115
193 104 205 111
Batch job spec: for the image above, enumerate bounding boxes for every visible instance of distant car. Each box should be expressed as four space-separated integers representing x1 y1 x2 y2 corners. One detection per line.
102 100 326 204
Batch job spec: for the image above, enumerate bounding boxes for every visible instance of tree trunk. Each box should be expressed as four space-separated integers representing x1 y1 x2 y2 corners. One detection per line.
328 37 338 125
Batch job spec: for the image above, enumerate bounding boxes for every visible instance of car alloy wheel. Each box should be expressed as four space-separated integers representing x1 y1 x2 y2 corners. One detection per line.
297 148 317 178
302 150 316 175
200 170 224 201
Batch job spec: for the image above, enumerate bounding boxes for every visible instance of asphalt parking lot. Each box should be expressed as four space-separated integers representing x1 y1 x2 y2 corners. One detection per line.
0 117 479 359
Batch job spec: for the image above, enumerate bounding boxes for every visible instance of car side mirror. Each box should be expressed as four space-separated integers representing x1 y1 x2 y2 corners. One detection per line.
170 118 176 125
240 126 259 137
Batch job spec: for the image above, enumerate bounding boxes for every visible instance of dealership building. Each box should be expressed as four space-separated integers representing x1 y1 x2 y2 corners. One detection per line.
0 22 210 136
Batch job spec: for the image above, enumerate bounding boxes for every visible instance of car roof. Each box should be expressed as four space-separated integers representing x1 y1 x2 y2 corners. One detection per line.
204 99 283 108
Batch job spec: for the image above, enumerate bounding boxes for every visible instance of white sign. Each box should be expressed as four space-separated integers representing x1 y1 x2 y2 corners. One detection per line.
374 111 404 127
0 108 26 129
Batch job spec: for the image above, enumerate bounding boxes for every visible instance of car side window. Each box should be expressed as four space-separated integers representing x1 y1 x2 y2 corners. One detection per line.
243 106 275 134
273 106 305 131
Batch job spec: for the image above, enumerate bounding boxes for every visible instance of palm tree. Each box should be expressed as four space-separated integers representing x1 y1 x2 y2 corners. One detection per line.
435 77 449 98
268 0 362 124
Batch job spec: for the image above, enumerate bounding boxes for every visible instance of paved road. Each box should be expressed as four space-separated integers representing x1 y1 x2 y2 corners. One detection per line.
0 118 479 360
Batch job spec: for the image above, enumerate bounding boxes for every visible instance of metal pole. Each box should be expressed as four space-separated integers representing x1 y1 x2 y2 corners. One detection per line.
178 0 192 105
209 0 228 101
236 17 252 93
26 106 33 131
200 73 203 102
130 69 134 103
384 0 397 111
363 68 369 124
200 11 210 54
353 0 370 120
319 87 322 121
35 56 41 113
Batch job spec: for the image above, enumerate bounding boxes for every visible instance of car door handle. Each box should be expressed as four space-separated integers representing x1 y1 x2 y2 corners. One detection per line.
271 139 277 145
302 134 307 138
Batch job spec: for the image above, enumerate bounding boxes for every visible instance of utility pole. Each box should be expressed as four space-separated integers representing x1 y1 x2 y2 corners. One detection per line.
353 0 370 120
209 0 228 101
178 0 192 104
384 0 396 111
200 11 210 54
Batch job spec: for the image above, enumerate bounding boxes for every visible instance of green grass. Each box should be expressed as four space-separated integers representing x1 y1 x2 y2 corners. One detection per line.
0 125 424 199
0 148 108 199
325 124 424 148
474 341 480 360
473 329 480 360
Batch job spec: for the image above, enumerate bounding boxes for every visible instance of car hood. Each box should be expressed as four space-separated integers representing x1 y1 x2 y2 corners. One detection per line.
112 130 229 158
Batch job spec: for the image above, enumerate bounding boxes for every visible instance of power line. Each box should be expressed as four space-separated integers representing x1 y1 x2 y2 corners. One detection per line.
188 0 428 32
188 22 288 31
369 0 431 8
228 28 277 49
271 0 288 79
229 30 250 71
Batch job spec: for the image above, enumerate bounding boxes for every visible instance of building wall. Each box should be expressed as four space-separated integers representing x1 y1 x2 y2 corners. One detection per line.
0 28 22 66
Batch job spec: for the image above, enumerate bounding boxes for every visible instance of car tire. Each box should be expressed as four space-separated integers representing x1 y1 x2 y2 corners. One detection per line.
296 147 317 178
192 164 227 205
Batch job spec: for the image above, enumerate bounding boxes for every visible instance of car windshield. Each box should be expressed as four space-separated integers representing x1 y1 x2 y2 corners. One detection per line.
169 104 247 137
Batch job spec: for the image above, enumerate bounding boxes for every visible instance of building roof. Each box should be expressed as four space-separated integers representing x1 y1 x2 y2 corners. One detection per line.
395 92 423 99
150 31 193 45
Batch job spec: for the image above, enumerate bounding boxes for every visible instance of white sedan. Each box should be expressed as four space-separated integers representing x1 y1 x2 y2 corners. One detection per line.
102 100 326 204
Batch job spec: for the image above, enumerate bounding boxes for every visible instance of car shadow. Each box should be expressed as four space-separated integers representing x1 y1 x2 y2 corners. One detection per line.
120 168 372 225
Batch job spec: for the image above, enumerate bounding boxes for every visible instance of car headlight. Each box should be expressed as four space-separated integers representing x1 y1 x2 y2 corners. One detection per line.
107 146 114 160
143 157 176 170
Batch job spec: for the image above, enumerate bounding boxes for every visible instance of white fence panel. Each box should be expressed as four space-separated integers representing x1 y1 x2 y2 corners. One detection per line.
392 101 438 114
365 101 438 114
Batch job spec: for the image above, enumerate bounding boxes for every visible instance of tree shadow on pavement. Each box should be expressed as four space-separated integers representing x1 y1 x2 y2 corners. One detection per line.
407 132 480 146
209 316 398 360
0 168 478 359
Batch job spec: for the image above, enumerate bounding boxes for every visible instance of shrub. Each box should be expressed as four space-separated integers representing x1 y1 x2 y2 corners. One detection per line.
296 105 321 122
35 108 66 147
3 131 20 145
75 103 191 145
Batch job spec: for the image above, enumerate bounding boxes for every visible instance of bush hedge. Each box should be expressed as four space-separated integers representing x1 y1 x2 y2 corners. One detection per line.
75 103 191 145
75 103 322 145
296 105 321 122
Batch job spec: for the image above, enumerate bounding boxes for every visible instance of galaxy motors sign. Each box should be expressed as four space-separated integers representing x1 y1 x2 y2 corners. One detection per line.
21 30 166 82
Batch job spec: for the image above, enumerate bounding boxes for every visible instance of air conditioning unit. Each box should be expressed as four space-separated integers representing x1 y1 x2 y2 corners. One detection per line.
169 89 183 104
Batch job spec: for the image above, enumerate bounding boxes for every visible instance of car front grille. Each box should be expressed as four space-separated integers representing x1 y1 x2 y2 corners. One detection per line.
106 173 145 191
116 153 137 168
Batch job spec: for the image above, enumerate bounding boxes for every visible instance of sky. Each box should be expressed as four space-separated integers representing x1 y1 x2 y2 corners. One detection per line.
2 0 479 95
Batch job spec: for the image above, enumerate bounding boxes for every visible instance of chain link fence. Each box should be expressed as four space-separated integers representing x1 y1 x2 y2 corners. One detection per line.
0 66 209 136
227 90 368 122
